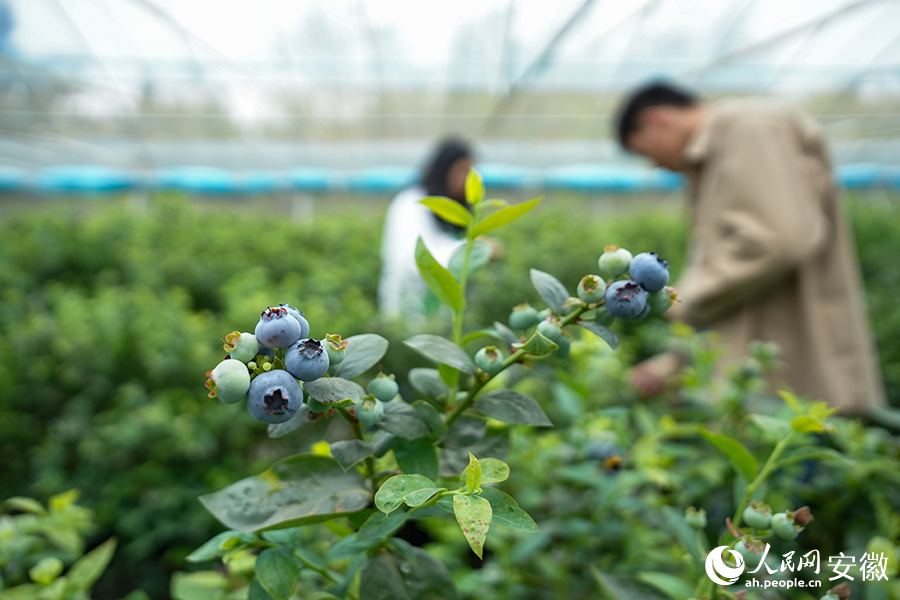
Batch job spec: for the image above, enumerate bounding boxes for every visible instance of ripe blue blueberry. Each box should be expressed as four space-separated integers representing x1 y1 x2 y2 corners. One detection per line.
598 245 632 277
278 303 310 339
604 280 648 319
205 359 250 404
629 252 670 293
367 374 399 401
255 306 301 348
285 338 331 382
247 369 303 424
509 304 540 330
577 275 607 304
356 395 385 427
474 346 505 375
223 331 259 363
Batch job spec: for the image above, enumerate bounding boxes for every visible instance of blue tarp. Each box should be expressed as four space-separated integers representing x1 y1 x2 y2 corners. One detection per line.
35 165 138 192
2 162 898 195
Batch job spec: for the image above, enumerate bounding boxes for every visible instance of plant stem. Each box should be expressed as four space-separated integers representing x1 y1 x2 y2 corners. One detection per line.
292 550 344 585
731 432 796 529
444 303 589 428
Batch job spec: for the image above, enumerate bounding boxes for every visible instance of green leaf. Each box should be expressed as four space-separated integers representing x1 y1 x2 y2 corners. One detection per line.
478 458 509 484
453 495 492 559
415 238 465 312
374 474 440 514
65 538 116 594
448 241 492 281
170 571 229 600
377 401 430 438
408 369 450 400
474 390 553 427
519 331 558 356
438 363 460 388
186 531 257 563
635 572 695 600
2 497 45 515
579 321 619 350
412 401 448 436
750 414 793 439
330 440 376 472
303 377 364 406
0 584 42 600
199 454 371 532
356 511 409 542
266 405 312 439
420 196 471 227
360 552 411 600
791 415 826 433
529 268 568 313
479 487 538 533
464 453 482 492
777 447 852 468
393 436 439 480
699 429 759 483
333 334 390 379
248 576 276 600
778 390 803 414
255 548 301 600
465 167 485 205
492 321 519 347
469 197 542 239
403 335 476 374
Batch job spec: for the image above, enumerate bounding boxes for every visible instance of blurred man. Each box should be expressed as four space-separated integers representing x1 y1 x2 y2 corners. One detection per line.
616 82 885 415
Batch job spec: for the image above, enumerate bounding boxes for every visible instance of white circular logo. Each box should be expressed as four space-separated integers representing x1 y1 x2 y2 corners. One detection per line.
705 546 745 585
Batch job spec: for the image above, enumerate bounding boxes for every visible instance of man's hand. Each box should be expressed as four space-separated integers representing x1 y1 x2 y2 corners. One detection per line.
627 352 687 397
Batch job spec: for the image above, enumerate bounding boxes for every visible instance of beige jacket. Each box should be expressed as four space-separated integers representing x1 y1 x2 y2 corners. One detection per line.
677 98 885 414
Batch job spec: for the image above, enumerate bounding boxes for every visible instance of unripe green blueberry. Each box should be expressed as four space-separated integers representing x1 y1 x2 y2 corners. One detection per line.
306 397 330 413
734 538 764 570
554 335 571 358
206 359 251 404
356 395 384 427
367 373 399 402
509 304 539 330
577 274 607 304
648 286 677 314
598 245 633 277
771 512 800 540
536 319 565 345
743 501 772 529
684 507 706 529
325 333 348 365
475 346 505 375
537 308 552 321
223 331 260 363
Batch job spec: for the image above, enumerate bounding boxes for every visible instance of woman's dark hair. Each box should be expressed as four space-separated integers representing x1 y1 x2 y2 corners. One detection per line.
421 138 473 198
420 138 473 234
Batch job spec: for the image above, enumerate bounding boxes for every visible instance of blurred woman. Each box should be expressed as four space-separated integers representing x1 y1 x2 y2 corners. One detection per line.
378 138 474 318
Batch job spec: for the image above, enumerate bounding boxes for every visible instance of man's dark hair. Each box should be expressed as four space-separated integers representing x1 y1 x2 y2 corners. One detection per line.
615 82 698 150
420 138 472 198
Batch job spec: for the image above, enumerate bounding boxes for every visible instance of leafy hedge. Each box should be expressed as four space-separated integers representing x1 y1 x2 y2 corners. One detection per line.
0 191 896 598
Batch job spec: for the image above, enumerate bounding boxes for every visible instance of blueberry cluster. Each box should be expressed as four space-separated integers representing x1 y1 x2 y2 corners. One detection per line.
204 304 349 425
506 246 676 356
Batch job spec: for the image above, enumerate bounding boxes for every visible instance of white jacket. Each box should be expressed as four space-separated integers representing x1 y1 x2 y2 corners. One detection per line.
378 186 465 317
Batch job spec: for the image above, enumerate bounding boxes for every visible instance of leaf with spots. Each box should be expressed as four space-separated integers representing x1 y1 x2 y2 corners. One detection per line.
453 494 492 559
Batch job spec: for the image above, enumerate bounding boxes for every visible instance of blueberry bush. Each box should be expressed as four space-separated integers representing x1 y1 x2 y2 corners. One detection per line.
0 188 898 600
